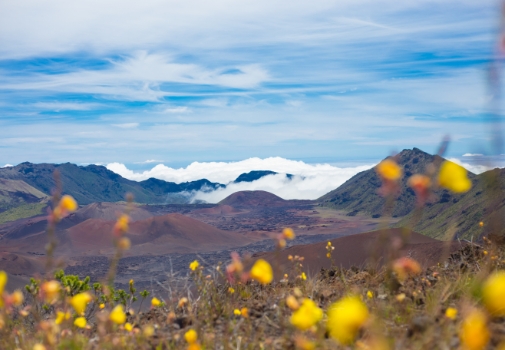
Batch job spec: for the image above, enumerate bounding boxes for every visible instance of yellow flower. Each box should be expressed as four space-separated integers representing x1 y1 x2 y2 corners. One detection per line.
277 238 286 249
395 293 406 302
59 195 78 212
178 297 189 308
188 344 202 350
99 303 105 309
41 280 61 303
33 344 46 350
228 287 235 294
283 228 295 240
482 271 505 317
366 291 373 299
327 241 332 246
290 298 323 331
295 336 316 350
118 237 131 250
151 297 161 307
250 259 273 285
114 214 130 235
438 161 472 193
327 295 369 345
0 271 7 305
124 322 133 332
233 308 241 316
445 307 457 320
109 304 126 324
184 329 198 344
10 290 24 306
70 292 92 315
479 221 484 227
143 325 154 337
326 253 331 258
241 307 248 318
460 309 489 350
300 272 307 281
376 159 402 181
74 316 87 328
286 295 300 310
55 311 71 325
189 260 200 271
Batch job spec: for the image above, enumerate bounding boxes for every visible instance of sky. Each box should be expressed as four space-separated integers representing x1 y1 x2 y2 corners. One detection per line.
1 0 504 201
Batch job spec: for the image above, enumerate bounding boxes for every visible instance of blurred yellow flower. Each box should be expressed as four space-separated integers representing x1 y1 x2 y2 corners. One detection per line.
327 295 369 345
366 291 373 299
114 214 130 235
290 298 323 331
250 259 273 285
33 344 46 350
277 238 286 249
55 311 71 325
118 237 131 250
41 280 61 303
438 161 471 193
74 316 87 328
295 336 316 350
189 260 200 271
99 303 105 309
124 322 133 332
460 309 489 350
300 272 307 281
234 308 241 316
395 293 406 302
482 271 505 317
479 221 484 227
228 287 235 294
70 292 92 315
286 295 300 310
327 241 332 246
11 290 24 306
283 228 295 240
60 195 78 212
184 329 198 344
151 297 161 307
143 325 154 337
0 270 7 306
178 297 189 308
241 307 248 318
376 159 402 181
109 304 126 324
445 307 457 320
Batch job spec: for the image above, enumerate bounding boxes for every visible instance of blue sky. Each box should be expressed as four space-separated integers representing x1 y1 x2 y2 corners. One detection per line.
0 0 502 170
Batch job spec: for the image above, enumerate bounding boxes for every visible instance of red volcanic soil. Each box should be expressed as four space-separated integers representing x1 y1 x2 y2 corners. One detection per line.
193 205 241 215
65 213 253 255
219 191 286 207
254 228 464 278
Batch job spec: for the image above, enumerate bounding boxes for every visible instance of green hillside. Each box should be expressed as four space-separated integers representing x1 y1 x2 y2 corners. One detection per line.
319 148 504 240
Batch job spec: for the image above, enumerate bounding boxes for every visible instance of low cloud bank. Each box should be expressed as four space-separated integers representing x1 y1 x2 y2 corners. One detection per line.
106 156 493 204
107 158 374 202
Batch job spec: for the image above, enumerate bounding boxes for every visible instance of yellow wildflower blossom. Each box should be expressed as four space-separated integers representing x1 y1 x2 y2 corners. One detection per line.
241 307 248 318
55 311 71 325
438 161 471 193
109 304 126 324
376 159 402 181
0 271 7 303
300 272 307 281
41 280 61 303
286 295 300 310
366 290 373 299
99 303 105 309
327 295 369 345
250 259 273 285
70 292 92 315
290 298 323 331
151 297 161 307
74 316 87 328
283 228 295 240
60 195 78 212
33 344 46 350
228 287 235 294
445 307 457 320
234 308 241 316
178 297 189 308
118 237 131 250
482 271 505 317
10 290 23 306
124 322 133 332
460 309 489 350
184 329 198 344
113 214 130 235
189 260 199 271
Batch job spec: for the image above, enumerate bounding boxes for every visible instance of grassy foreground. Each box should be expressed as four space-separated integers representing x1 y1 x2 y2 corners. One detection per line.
1 155 504 349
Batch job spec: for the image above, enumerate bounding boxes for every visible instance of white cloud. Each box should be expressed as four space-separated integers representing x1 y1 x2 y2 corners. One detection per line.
111 123 139 129
163 107 189 114
106 157 374 201
1 164 13 168
447 157 491 174
462 153 484 157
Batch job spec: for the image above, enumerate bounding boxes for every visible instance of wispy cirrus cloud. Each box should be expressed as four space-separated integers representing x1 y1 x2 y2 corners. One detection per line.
0 0 500 167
